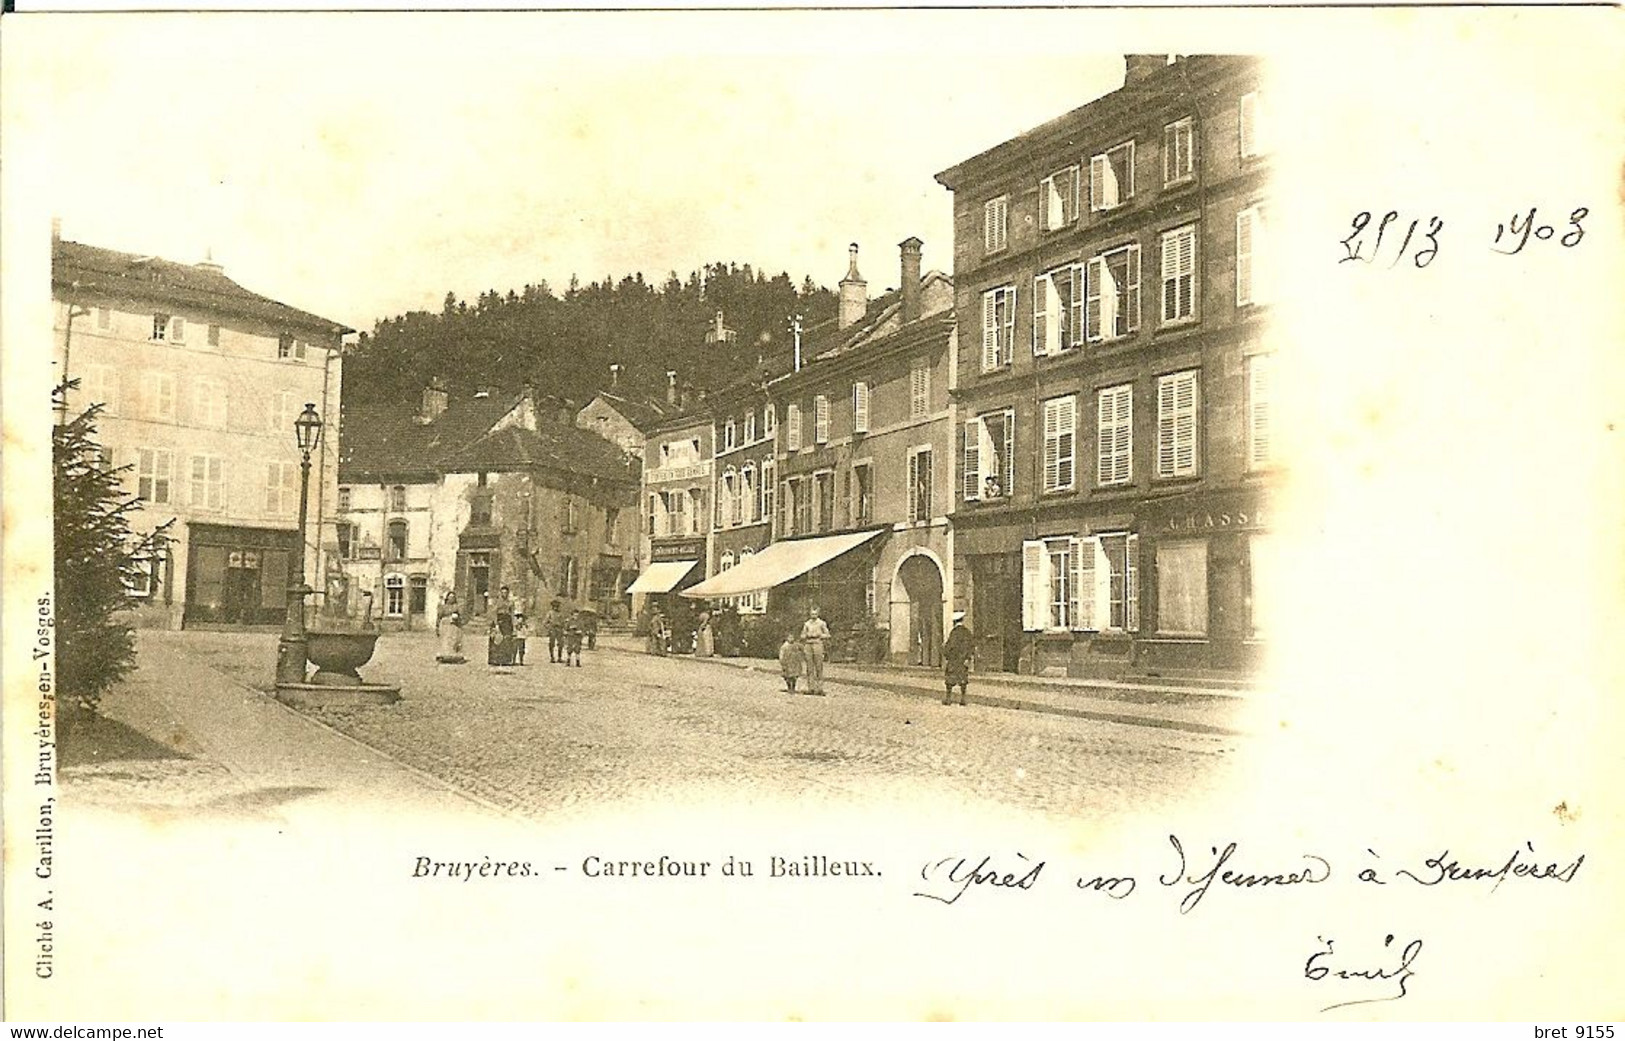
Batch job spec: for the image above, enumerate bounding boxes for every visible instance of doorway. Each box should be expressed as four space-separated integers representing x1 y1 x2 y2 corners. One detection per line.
894 552 944 668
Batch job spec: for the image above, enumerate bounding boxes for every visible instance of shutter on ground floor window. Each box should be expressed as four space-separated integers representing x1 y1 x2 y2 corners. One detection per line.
1126 534 1140 632
962 419 979 501
1022 540 1045 631
1074 536 1095 630
1093 538 1113 632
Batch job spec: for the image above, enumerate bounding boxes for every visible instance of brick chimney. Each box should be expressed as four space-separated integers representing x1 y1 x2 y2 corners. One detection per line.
666 370 679 406
195 246 224 276
837 243 867 330
1124 54 1170 86
899 237 923 324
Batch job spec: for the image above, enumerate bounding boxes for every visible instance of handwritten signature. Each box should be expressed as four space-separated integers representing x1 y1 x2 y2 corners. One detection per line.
1305 934 1423 1012
912 853 1044 905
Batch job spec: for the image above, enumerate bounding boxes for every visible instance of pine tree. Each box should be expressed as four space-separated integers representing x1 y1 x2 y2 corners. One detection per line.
52 382 172 719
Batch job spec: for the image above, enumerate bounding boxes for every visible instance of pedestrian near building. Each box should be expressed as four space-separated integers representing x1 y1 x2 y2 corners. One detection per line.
942 611 974 706
695 611 714 658
777 633 804 694
513 613 528 665
583 609 599 651
800 605 831 696
435 594 466 665
564 609 585 667
544 599 566 663
648 608 670 656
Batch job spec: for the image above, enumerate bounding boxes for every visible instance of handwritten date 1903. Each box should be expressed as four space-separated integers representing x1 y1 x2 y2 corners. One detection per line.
1340 206 1587 269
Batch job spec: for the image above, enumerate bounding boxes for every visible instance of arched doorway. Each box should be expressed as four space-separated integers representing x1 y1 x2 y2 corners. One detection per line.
892 552 945 668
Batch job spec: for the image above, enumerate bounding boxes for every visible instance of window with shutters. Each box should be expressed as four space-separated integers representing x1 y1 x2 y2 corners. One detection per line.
141 371 176 421
207 323 221 347
764 404 776 435
667 488 686 535
1039 166 1081 231
761 459 775 530
794 477 814 535
1047 538 1073 630
1160 224 1198 325
1032 264 1083 356
907 447 933 524
269 390 296 435
785 403 802 451
84 364 118 415
724 419 736 451
647 493 660 537
1090 141 1135 212
963 408 1014 502
910 358 931 417
262 461 297 515
389 485 407 512
1097 384 1134 486
722 468 739 527
278 333 295 359
1248 353 1273 469
192 379 227 428
1156 539 1209 635
170 316 187 343
1086 243 1142 342
337 486 352 513
980 287 1016 372
136 448 173 504
189 455 226 511
1041 395 1077 493
384 574 406 617
852 381 870 434
740 464 757 524
815 470 835 532
745 413 757 443
687 488 705 535
1239 91 1266 159
558 556 580 599
1163 117 1195 185
1099 533 1140 632
983 195 1009 253
1156 370 1201 479
852 462 874 525
337 522 356 560
814 395 830 444
151 314 170 341
1236 204 1269 307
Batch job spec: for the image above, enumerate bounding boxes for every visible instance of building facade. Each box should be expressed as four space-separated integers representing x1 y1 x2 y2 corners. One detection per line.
934 54 1275 677
337 386 640 629
52 233 351 629
628 408 715 629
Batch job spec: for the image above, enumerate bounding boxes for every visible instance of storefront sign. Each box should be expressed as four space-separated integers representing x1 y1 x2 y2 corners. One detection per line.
651 538 705 562
1164 505 1266 533
646 462 711 484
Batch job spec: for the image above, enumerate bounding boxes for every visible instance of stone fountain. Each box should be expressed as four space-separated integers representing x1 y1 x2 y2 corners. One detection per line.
274 591 402 707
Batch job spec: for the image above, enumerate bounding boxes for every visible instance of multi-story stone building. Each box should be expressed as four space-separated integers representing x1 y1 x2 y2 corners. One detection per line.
337 385 641 629
51 230 351 629
574 373 673 458
684 240 957 664
626 399 714 629
934 54 1275 677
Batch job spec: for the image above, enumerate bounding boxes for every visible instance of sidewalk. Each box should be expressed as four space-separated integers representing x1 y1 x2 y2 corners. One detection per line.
65 631 498 822
597 634 1260 736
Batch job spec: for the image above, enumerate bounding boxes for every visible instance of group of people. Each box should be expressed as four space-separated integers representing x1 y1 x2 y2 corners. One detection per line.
434 587 598 668
776 605 833 695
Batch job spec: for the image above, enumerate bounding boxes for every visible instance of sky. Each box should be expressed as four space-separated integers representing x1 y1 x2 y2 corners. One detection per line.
11 12 1128 333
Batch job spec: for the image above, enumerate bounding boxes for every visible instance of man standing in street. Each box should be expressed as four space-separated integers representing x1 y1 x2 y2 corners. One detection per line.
942 610 974 706
800 605 831 696
543 599 565 663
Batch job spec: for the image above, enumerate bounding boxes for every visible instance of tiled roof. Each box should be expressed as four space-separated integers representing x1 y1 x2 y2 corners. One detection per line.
52 239 353 335
339 391 638 486
591 391 672 432
440 422 640 485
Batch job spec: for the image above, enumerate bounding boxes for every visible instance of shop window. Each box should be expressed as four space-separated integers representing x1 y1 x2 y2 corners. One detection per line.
1156 539 1209 636
1022 533 1139 632
383 574 406 618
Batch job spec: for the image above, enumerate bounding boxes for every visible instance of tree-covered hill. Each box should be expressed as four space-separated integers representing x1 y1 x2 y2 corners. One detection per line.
342 261 838 409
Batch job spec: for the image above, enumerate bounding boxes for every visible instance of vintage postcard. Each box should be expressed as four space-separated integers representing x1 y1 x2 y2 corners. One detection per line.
3 6 1621 1022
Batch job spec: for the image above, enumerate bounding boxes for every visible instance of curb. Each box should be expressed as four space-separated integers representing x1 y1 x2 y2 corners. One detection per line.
599 644 1244 737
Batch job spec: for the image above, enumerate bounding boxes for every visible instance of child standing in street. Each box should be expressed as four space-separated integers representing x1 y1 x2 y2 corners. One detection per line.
564 610 585 667
778 633 804 694
513 613 528 665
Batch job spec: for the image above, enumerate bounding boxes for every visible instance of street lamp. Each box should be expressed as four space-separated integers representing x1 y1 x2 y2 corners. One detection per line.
275 402 323 685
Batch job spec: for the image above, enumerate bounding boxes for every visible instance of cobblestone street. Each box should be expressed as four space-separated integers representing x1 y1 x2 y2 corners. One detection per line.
166 630 1242 823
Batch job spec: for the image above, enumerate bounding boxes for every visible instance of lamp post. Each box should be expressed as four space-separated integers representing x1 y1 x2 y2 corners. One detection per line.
275 402 323 686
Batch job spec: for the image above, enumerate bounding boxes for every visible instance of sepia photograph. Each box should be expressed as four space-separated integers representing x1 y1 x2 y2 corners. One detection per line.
2 7 1621 1023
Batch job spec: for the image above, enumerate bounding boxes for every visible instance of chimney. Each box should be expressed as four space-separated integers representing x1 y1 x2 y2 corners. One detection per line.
609 363 621 388
899 237 923 324
1124 54 1170 86
666 370 679 406
837 243 867 329
51 217 61 244
419 379 448 424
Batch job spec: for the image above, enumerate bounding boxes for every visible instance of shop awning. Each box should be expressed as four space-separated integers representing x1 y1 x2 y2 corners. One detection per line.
680 530 883 599
626 560 697 595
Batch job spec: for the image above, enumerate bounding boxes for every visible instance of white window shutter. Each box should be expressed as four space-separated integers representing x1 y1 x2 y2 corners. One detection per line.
1127 245 1142 332
1075 536 1096 629
1001 410 1015 494
1086 257 1104 341
1100 256 1121 340
1069 537 1085 630
1126 534 1141 632
907 451 920 522
853 382 870 433
1069 166 1081 222
982 291 998 370
1158 377 1178 477
1236 207 1255 306
1239 92 1258 157
1021 541 1043 631
1178 372 1198 474
1093 537 1113 630
815 395 829 443
962 418 980 501
1031 275 1048 356
1058 395 1076 489
1038 177 1052 231
1067 263 1085 348
1249 354 1272 467
1042 399 1060 491
1002 287 1016 355
978 419 998 495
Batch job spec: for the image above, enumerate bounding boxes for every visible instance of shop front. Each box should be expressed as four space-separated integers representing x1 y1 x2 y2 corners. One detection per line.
1135 487 1271 674
628 536 706 648
183 523 299 628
